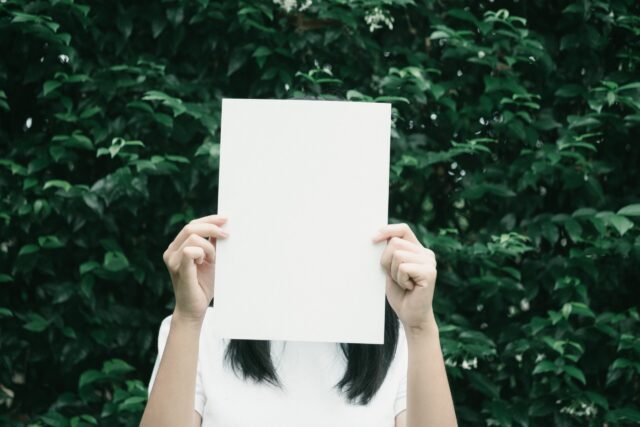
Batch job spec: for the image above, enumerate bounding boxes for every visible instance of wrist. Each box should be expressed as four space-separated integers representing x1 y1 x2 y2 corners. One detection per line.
404 311 440 342
172 308 205 329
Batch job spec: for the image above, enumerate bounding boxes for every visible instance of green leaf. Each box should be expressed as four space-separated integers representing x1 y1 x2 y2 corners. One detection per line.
563 364 586 384
252 46 271 58
78 369 105 389
562 303 572 318
79 261 100 275
0 159 26 175
429 30 451 40
103 359 135 375
608 214 634 236
164 154 189 164
533 360 556 375
562 302 595 318
143 91 186 116
227 48 249 76
80 415 98 425
43 180 72 192
23 313 50 332
62 326 77 339
346 90 372 101
119 395 147 408
38 235 65 249
374 96 410 104
618 204 640 217
618 82 640 91
80 106 101 119
611 358 634 370
103 251 130 272
43 80 62 96
18 244 40 257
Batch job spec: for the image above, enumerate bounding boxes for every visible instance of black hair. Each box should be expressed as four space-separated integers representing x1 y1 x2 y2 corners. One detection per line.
222 91 398 405
223 298 400 405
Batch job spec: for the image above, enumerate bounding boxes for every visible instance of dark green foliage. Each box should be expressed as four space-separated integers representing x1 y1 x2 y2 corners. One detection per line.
1 0 639 425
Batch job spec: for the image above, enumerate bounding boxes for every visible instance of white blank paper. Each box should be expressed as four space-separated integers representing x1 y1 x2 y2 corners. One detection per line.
211 98 391 344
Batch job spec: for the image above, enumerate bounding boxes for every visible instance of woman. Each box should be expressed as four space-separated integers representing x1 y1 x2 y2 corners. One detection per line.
141 214 457 426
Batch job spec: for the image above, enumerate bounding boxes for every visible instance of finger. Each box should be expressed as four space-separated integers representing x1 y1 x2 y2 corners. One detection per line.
180 247 206 282
397 263 419 290
386 274 406 302
169 222 228 252
181 246 205 265
372 222 421 245
425 248 437 268
189 214 228 224
393 269 415 291
167 245 205 276
398 263 437 288
179 234 216 263
169 235 215 271
380 237 423 272
390 250 425 285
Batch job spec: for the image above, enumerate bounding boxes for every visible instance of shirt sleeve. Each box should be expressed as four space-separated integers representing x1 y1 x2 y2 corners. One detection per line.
394 324 408 416
147 314 207 417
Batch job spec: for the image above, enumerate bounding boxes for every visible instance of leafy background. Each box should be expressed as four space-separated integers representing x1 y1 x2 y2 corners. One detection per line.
1 0 639 425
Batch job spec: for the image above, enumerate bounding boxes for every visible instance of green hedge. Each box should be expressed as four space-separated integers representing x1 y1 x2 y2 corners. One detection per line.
1 0 639 425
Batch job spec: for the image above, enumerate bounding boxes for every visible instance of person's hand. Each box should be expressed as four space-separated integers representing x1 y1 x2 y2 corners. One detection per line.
162 214 229 323
372 223 438 333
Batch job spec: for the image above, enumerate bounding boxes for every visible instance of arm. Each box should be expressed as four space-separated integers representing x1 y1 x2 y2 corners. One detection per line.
140 313 203 427
404 312 456 427
373 223 457 427
140 214 229 426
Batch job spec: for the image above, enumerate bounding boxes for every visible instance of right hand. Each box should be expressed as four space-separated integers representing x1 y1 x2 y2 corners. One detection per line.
162 214 229 322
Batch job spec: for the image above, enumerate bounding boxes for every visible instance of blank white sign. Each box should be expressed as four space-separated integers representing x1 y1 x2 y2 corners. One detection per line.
211 98 391 344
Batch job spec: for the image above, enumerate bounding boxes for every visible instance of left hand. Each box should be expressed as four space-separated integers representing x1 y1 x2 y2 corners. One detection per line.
372 223 438 332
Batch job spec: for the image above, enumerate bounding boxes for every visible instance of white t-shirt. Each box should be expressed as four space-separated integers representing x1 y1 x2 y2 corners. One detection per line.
148 307 408 426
